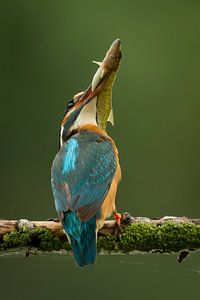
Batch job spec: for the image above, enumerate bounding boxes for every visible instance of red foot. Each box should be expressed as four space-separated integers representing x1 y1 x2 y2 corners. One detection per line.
114 212 122 227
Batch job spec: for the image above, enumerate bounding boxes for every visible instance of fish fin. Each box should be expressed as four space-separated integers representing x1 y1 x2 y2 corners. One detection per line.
108 109 114 125
92 61 102 66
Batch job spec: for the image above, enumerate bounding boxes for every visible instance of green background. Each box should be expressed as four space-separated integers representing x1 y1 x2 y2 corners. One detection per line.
0 1 200 300
1 1 200 219
1 0 200 220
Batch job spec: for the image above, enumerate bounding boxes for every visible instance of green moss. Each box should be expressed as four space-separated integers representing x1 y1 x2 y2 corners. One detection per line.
2 227 30 249
1 221 200 253
61 241 72 251
31 227 62 251
1 226 68 251
118 221 200 253
97 234 117 252
118 223 157 253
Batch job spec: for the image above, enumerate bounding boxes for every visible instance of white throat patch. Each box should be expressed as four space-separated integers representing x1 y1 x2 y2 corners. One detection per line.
71 97 97 130
60 97 97 147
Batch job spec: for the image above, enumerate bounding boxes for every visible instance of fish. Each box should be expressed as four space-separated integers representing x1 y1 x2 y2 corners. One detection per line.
91 39 122 131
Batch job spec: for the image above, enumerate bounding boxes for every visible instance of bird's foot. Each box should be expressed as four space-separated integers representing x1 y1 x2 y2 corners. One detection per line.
114 212 122 227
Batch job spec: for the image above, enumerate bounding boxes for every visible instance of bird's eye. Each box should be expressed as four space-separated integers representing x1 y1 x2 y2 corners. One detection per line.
62 98 75 120
118 52 122 61
67 99 74 110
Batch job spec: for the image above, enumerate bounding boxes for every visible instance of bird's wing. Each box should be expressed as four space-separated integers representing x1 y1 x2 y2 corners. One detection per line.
51 134 116 222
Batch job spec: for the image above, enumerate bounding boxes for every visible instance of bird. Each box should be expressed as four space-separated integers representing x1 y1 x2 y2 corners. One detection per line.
51 39 122 267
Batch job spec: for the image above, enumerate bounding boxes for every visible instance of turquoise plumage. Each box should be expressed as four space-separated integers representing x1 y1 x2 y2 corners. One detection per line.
51 128 116 266
62 211 96 266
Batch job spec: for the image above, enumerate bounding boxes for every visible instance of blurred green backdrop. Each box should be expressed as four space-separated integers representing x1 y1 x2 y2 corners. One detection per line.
0 0 200 220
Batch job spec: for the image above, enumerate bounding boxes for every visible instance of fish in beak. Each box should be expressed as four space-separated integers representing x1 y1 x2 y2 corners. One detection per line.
92 39 122 130
60 39 122 146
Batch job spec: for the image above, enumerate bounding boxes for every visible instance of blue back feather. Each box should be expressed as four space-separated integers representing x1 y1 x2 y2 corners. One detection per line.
62 211 97 267
51 129 117 266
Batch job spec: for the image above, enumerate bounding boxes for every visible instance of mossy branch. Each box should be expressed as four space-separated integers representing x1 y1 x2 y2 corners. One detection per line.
1 213 200 255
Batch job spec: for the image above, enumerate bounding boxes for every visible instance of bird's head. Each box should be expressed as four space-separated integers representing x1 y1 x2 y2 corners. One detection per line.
60 39 122 147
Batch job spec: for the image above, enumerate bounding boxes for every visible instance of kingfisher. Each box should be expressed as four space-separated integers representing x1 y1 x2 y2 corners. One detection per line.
51 39 122 267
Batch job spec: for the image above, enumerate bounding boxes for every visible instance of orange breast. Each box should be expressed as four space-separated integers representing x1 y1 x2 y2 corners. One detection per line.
96 153 121 231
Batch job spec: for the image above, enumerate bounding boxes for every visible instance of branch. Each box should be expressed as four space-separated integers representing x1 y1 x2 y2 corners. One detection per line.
1 213 200 257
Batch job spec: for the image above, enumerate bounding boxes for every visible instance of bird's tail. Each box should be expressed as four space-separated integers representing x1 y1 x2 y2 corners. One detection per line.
62 211 97 267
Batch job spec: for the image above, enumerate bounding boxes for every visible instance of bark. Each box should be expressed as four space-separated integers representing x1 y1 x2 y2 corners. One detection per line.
0 213 200 255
